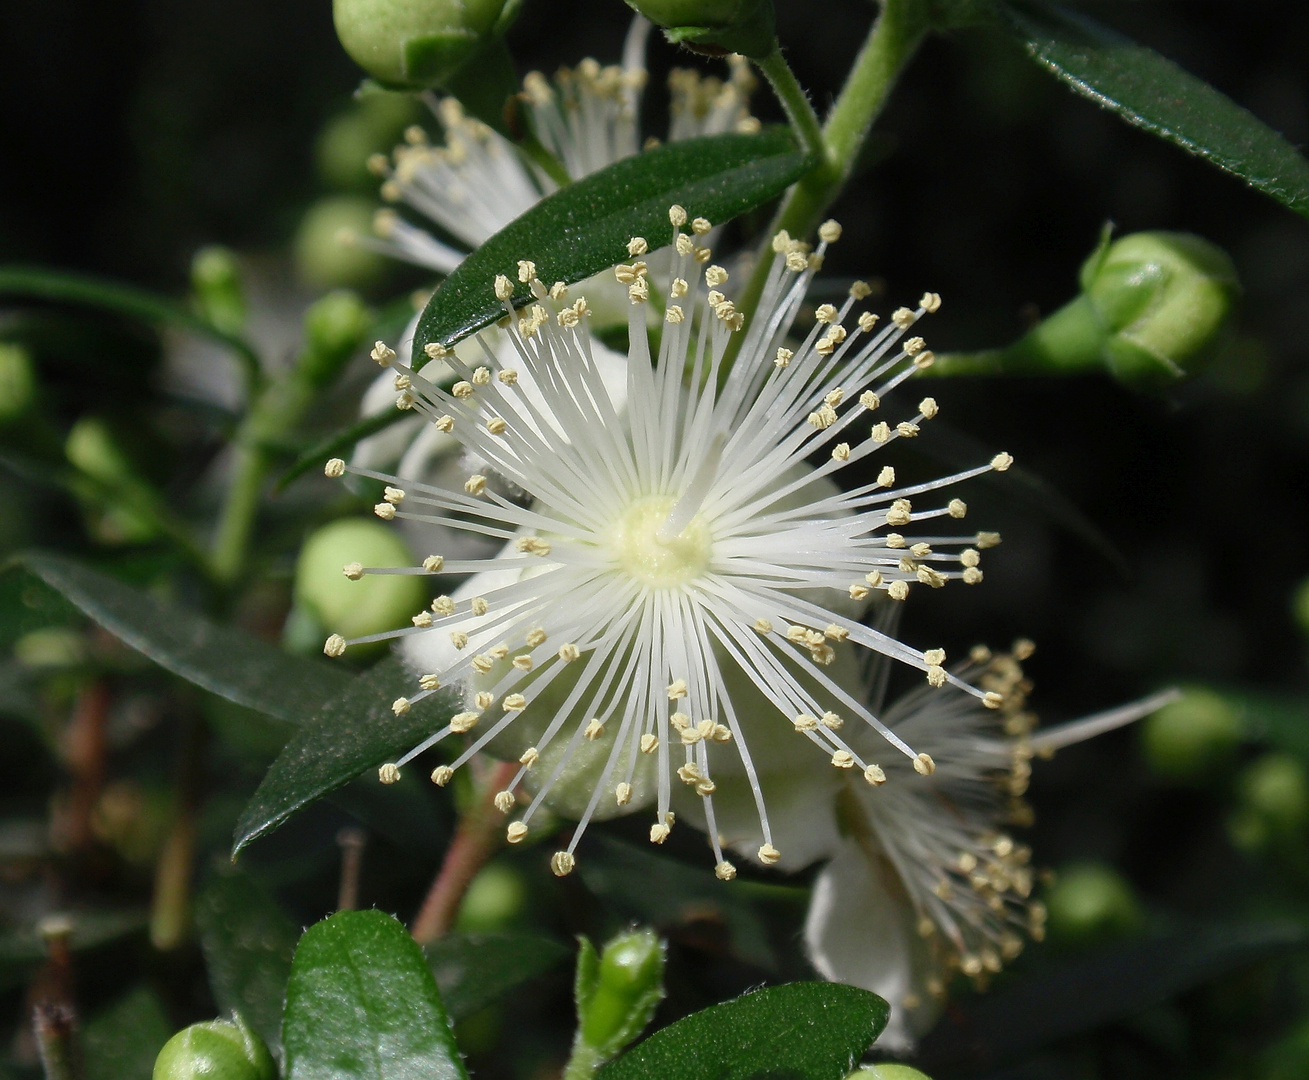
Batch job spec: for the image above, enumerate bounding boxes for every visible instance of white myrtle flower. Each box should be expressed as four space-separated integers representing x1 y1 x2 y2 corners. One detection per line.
322 208 1014 881
803 651 1179 1052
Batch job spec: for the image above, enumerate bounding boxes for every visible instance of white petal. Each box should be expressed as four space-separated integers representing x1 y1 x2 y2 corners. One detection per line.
804 839 941 1054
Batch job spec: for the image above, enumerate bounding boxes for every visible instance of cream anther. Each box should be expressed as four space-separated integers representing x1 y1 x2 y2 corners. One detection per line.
379 763 401 784
325 458 346 478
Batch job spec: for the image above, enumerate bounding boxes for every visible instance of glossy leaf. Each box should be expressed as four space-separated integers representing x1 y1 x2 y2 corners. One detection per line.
11 551 352 724
282 910 468 1080
920 921 1308 1070
196 864 300 1051
411 129 810 364
425 932 570 1020
0 264 262 381
233 657 457 855
594 983 888 1080
997 1 1309 218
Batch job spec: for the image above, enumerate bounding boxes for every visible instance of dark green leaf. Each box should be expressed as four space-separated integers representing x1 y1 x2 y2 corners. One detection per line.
282 910 469 1080
412 130 810 364
425 932 569 1020
595 983 888 1080
83 986 172 1080
919 921 1308 1070
196 864 300 1051
276 408 415 492
233 657 457 855
0 264 262 382
10 552 352 724
996 1 1309 218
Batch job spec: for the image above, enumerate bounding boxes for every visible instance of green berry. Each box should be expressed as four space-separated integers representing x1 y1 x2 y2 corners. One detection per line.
153 1019 274 1080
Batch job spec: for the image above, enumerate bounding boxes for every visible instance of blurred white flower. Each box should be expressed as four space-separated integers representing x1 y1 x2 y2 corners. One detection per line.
323 210 1013 880
802 653 1179 1052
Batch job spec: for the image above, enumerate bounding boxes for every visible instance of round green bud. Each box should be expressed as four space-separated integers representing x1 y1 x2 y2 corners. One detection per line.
14 627 87 669
624 0 776 58
300 290 371 388
1044 862 1142 948
1139 688 1242 781
1292 576 1309 639
1236 753 1309 839
316 92 418 191
851 1066 934 1080
66 416 132 485
0 342 35 425
153 1018 274 1080
1081 230 1239 391
296 518 426 641
294 196 388 291
333 0 510 89
190 246 246 336
581 928 666 1051
456 861 526 932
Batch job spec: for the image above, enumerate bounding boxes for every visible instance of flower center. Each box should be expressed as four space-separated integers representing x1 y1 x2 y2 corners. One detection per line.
611 494 712 588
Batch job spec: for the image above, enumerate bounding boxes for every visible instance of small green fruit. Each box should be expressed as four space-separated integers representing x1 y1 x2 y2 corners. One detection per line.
153 1018 274 1080
1044 862 1141 947
1140 688 1241 781
296 518 426 641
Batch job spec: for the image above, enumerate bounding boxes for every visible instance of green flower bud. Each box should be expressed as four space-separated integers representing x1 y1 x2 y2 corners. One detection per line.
316 92 419 191
296 518 426 641
931 228 1238 391
0 342 36 425
294 196 388 291
850 1066 934 1080
65 417 157 543
624 0 776 58
1139 687 1242 782
153 1018 274 1080
456 861 526 932
333 0 513 89
1235 753 1309 841
1081 230 1239 390
190 246 246 337
300 290 371 388
1044 862 1142 948
576 929 666 1062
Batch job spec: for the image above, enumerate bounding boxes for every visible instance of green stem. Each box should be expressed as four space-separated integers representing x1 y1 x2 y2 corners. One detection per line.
753 45 826 162
924 296 1109 378
731 0 928 363
561 1040 605 1080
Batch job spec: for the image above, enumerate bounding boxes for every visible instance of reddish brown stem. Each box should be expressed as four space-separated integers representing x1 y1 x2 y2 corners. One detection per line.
60 682 110 855
336 827 367 911
410 759 518 945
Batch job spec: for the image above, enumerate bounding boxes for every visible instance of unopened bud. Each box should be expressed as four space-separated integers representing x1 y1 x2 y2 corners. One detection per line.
1044 862 1142 948
333 0 515 88
1230 753 1309 851
623 0 776 58
577 928 666 1061
849 1066 935 1080
300 290 371 387
152 1018 275 1080
294 196 387 290
190 246 246 336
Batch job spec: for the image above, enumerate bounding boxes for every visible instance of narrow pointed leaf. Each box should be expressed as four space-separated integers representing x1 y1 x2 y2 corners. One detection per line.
11 552 351 724
425 932 570 1020
283 910 468 1080
997 1 1309 218
411 129 810 364
233 657 457 855
595 982 888 1080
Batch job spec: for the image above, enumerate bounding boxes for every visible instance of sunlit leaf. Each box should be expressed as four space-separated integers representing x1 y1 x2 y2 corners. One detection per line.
996 1 1309 218
283 910 468 1080
411 129 810 364
595 982 888 1080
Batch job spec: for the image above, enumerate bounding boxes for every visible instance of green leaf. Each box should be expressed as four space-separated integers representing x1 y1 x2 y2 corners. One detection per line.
282 910 469 1080
594 983 888 1080
0 264 262 384
412 130 810 364
83 986 172 1080
233 657 457 855
919 921 1308 1070
995 1 1309 218
425 932 570 1020
10 552 352 725
196 864 300 1052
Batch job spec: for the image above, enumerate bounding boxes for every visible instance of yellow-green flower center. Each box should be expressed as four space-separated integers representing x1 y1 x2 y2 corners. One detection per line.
610 494 712 588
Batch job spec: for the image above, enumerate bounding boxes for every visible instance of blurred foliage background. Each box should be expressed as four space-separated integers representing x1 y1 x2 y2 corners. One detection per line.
2 1 1309 1078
